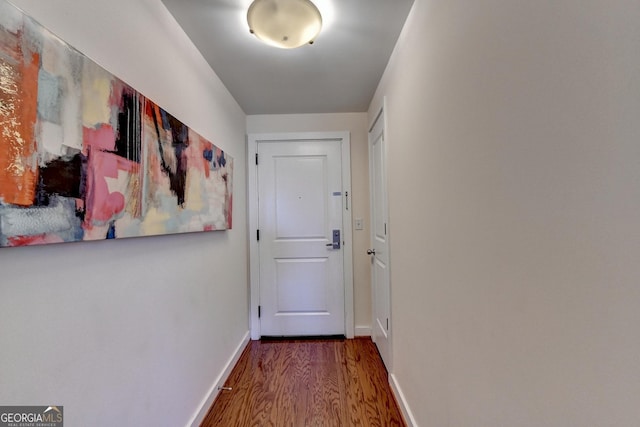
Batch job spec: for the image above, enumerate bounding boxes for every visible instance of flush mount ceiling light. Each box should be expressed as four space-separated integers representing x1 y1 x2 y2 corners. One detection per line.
247 0 323 49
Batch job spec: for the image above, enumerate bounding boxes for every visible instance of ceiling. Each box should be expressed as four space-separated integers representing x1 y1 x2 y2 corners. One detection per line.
161 0 415 115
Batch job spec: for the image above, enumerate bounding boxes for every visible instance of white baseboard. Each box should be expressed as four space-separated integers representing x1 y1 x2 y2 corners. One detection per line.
390 373 418 427
188 331 250 427
354 325 372 337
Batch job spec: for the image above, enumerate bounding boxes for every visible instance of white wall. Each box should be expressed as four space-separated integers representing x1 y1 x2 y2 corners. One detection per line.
371 0 640 425
0 1 248 426
247 114 372 333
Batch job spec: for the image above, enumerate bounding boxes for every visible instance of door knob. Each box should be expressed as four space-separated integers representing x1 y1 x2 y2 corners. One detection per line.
367 249 376 255
326 229 341 249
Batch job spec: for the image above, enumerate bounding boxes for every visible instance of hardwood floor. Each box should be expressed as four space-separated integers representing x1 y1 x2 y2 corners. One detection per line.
201 337 406 426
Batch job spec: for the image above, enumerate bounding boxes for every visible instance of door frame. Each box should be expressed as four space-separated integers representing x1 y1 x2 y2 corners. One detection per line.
247 131 354 340
369 100 393 370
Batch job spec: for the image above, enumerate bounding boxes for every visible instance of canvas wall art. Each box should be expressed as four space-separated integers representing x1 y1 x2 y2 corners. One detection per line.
0 0 233 247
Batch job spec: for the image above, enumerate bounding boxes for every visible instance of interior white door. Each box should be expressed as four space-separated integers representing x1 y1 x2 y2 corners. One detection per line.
369 113 391 369
258 140 345 336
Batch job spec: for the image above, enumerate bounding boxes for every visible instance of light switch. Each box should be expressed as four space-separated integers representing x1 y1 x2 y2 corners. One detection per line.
354 218 364 230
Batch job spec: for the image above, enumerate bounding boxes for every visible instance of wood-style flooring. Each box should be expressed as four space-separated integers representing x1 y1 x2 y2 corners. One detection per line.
201 337 406 426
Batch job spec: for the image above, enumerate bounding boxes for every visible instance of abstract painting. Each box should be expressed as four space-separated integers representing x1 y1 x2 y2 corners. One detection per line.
0 0 233 247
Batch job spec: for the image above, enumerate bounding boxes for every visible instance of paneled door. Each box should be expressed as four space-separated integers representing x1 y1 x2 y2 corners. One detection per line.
257 139 345 336
369 111 391 369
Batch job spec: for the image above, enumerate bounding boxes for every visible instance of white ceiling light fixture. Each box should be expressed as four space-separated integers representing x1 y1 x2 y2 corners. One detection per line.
247 0 323 49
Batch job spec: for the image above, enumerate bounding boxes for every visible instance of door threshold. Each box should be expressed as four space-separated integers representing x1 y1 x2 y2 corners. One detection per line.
260 334 346 342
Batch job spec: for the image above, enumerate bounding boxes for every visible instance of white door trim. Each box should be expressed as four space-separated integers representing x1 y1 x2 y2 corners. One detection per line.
248 131 354 340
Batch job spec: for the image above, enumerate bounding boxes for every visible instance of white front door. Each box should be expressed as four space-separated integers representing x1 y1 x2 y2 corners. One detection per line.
369 111 392 369
257 139 345 336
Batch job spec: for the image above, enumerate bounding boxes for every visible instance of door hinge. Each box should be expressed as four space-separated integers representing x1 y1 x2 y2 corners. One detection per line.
386 318 389 331
255 153 259 165
258 305 261 318
257 229 260 241
384 223 387 236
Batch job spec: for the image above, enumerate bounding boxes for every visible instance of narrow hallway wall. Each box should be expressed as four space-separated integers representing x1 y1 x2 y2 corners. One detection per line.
371 0 640 425
0 1 248 426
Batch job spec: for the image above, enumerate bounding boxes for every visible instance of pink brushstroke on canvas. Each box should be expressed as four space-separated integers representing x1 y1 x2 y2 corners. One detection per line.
85 150 138 225
83 124 116 153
